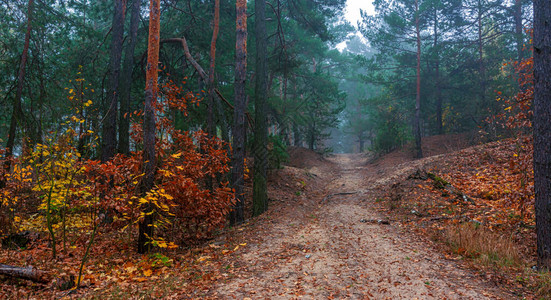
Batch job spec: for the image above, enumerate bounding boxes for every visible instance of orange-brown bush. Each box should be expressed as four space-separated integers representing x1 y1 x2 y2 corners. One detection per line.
0 75 234 253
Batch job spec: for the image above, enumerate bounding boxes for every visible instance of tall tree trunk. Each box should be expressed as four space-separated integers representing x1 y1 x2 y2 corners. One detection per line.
281 77 290 146
308 129 315 150
414 0 423 158
37 48 45 146
253 0 268 217
118 0 141 155
293 81 301 147
293 123 300 146
5 0 33 166
477 0 486 112
138 0 160 254
534 0 551 270
230 0 247 226
207 0 220 136
514 0 523 62
433 9 443 135
101 0 125 162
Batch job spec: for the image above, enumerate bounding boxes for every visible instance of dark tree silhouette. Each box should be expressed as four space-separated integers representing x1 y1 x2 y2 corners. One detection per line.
101 0 125 162
533 0 551 270
118 0 141 155
253 0 269 216
230 0 247 225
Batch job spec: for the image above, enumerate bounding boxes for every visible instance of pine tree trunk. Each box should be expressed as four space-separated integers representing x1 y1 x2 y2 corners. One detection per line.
118 0 141 155
230 0 247 226
477 0 486 113
253 0 268 217
533 0 551 270
138 0 160 254
414 0 423 158
207 0 220 136
514 0 523 62
5 0 33 168
101 0 125 162
433 9 443 135
293 123 301 146
308 124 315 150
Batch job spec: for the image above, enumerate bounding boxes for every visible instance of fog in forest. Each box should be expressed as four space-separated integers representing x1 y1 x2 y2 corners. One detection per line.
0 0 547 298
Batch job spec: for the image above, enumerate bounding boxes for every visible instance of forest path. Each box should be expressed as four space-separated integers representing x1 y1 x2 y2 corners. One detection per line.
207 153 510 299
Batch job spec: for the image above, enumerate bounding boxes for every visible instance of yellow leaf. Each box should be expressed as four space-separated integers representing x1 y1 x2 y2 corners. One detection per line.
143 269 152 277
239 243 247 246
233 245 239 251
197 256 210 262
125 265 137 273
171 152 183 159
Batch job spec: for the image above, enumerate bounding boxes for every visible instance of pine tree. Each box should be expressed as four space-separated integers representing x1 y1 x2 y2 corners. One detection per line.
230 0 247 226
533 0 551 270
138 0 160 254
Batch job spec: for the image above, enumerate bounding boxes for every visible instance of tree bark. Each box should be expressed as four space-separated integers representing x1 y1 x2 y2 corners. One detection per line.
118 0 141 155
253 0 268 217
414 0 423 158
230 0 247 226
514 0 523 62
207 0 220 136
433 8 443 135
293 123 301 146
0 264 50 284
477 0 486 113
101 0 125 162
138 0 160 254
533 0 551 270
5 0 33 168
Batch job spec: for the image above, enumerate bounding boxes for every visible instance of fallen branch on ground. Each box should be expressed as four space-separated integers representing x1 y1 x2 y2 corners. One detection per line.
360 218 390 225
0 264 50 283
321 191 357 202
409 168 475 205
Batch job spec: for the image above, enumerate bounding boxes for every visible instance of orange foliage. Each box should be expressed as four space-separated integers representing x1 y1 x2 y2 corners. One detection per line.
0 73 234 253
479 29 534 221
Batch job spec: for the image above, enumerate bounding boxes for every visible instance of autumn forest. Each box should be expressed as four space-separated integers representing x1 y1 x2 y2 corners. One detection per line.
1 0 551 298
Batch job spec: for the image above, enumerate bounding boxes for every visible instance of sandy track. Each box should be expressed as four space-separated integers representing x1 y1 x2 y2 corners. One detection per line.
208 154 511 299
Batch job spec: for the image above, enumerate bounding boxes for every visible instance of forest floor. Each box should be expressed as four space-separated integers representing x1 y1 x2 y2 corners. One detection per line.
1 134 543 299
203 147 515 299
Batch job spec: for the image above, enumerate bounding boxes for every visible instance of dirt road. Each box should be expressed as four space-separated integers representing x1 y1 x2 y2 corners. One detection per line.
208 153 511 299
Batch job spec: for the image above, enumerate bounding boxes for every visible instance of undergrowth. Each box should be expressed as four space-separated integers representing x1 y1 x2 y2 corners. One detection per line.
442 222 522 268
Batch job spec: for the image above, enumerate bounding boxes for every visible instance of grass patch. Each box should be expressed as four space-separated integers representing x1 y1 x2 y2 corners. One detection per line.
443 222 523 267
534 270 551 299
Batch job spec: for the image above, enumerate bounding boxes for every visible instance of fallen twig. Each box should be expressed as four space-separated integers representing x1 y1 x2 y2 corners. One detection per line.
360 218 390 225
321 191 357 202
